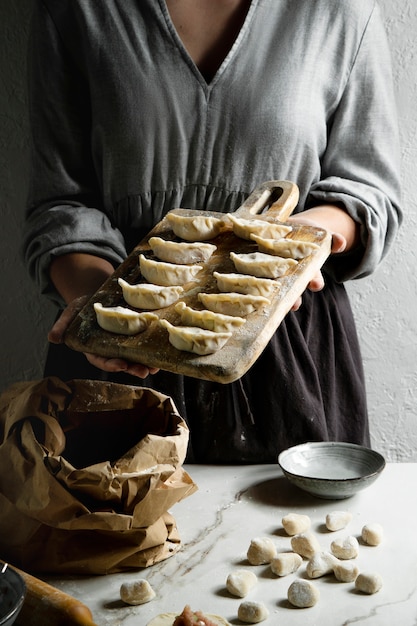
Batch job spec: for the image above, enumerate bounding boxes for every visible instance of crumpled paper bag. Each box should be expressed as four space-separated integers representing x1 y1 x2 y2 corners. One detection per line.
0 377 197 574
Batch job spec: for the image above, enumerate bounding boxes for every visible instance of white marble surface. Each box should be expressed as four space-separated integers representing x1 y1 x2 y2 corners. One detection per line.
49 463 417 625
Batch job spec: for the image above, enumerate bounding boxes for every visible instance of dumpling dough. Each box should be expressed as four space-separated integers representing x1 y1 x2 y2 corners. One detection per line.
94 303 157 335
120 579 155 605
247 537 277 565
230 251 298 279
166 211 226 241
148 236 216 264
213 271 278 298
139 254 202 286
227 214 292 241
118 278 183 309
175 301 246 332
160 319 232 355
251 234 320 259
198 292 270 317
226 570 258 598
237 601 269 623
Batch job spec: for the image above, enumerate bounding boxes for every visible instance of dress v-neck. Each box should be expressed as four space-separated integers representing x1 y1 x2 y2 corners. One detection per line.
158 0 258 89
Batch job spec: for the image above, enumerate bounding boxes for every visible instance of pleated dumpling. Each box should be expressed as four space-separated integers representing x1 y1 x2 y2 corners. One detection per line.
213 271 279 298
198 292 270 317
148 236 216 264
139 254 202 286
175 301 246 332
230 251 298 279
227 215 292 241
118 278 184 309
160 319 232 355
166 212 226 241
94 303 157 335
251 234 320 259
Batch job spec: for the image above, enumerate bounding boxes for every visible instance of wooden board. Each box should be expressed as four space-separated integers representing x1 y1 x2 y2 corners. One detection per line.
64 181 331 383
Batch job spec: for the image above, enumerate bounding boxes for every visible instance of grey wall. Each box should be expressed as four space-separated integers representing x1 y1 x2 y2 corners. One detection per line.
1 1 416 460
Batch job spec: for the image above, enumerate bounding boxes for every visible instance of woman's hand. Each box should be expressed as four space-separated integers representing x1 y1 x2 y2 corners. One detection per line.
48 296 160 379
48 253 160 379
286 204 360 310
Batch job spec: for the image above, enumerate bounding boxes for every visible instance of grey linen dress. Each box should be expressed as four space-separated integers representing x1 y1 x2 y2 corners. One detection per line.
23 0 402 462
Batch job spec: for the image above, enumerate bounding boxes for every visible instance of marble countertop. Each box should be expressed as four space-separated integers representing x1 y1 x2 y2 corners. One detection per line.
49 463 417 625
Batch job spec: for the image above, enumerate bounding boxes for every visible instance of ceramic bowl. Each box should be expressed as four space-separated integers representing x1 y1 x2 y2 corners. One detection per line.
0 565 26 626
278 442 386 499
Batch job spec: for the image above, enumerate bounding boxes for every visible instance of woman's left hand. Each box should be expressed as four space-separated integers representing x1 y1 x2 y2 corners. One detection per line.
286 205 359 310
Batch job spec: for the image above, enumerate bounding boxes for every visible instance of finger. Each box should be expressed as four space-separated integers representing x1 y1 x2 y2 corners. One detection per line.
85 353 159 379
48 296 90 344
307 272 325 292
291 296 302 311
125 364 160 378
331 233 347 254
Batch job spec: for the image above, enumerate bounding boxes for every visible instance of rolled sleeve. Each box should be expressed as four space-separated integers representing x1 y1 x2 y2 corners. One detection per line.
308 3 402 281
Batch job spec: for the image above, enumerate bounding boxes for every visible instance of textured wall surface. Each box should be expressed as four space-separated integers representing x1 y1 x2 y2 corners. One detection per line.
0 1 416 460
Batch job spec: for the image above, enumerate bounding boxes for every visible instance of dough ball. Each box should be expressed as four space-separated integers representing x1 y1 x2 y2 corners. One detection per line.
237 600 269 623
306 551 337 579
287 579 320 608
325 511 353 532
247 537 277 565
270 552 302 577
330 535 359 560
355 572 383 594
226 570 257 598
290 532 321 559
120 579 156 605
282 513 311 536
333 561 359 583
361 523 384 546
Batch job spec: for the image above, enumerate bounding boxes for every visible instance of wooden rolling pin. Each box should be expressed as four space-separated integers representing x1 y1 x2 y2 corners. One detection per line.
10 564 99 626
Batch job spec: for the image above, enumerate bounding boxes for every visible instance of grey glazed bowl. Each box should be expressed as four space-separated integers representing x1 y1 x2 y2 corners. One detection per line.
278 442 386 499
0 565 26 626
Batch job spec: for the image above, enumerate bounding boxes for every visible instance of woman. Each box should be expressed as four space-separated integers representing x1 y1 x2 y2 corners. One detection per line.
23 0 402 462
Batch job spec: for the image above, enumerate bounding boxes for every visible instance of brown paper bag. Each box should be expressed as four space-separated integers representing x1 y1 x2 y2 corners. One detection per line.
0 377 197 574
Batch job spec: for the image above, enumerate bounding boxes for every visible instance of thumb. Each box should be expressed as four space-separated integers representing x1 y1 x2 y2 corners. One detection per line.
48 295 90 344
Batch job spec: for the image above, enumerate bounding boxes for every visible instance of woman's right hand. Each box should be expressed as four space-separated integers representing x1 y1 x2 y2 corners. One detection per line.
48 296 160 379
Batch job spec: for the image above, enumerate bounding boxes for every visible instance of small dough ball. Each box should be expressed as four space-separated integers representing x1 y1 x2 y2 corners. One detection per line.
282 513 311 536
120 579 155 605
362 523 384 546
237 600 269 623
306 551 337 579
287 579 320 608
355 572 383 594
290 532 321 559
333 560 359 583
325 511 353 532
226 570 257 598
330 535 359 560
270 552 302 577
247 537 277 565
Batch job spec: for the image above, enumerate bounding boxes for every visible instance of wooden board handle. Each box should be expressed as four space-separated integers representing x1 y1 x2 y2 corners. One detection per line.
235 180 299 221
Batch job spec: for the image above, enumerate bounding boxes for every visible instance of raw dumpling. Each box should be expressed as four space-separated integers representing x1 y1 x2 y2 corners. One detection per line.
227 214 292 241
251 234 320 259
230 251 298 279
213 271 279 298
198 292 269 317
94 303 157 335
166 211 226 241
139 254 202 286
160 319 232 355
118 278 183 309
148 236 216 264
175 301 246 332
